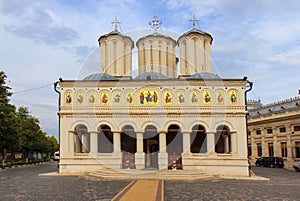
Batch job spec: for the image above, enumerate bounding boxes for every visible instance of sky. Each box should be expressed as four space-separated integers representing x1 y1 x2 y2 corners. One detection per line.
0 0 300 139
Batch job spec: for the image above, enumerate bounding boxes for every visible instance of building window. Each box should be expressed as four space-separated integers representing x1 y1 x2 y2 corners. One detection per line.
257 143 262 157
268 143 274 157
247 131 251 136
279 127 286 133
294 125 300 132
190 125 207 153
295 142 300 158
256 130 261 135
98 125 114 153
215 125 231 154
281 142 287 157
75 124 90 153
267 128 273 134
248 144 252 157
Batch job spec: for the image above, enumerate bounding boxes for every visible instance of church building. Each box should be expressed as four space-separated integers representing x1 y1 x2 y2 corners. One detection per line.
57 16 251 176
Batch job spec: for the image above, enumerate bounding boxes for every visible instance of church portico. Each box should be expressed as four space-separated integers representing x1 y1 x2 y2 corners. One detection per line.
56 16 251 176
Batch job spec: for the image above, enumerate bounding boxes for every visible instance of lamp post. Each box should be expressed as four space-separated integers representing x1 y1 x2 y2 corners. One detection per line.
54 79 62 173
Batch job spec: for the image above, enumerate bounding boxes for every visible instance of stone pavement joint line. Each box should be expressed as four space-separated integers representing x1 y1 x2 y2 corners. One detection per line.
112 180 164 201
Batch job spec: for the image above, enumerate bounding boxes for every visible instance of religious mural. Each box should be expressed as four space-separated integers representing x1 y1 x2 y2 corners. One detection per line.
203 91 211 105
65 92 72 104
77 92 84 105
177 91 185 104
164 91 172 105
190 90 198 104
100 92 109 105
114 92 121 104
126 92 134 105
229 90 237 104
88 92 96 104
139 90 158 105
216 91 224 105
65 89 239 106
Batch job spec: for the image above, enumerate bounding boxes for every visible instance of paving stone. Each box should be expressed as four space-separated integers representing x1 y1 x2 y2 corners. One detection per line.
0 164 300 200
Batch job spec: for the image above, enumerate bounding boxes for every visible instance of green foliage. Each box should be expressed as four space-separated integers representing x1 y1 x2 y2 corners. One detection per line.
0 71 59 160
0 71 18 157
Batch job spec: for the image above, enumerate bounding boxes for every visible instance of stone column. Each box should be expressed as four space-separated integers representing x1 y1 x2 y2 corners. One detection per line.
158 132 168 170
135 132 145 170
112 131 122 169
230 132 237 154
68 131 74 155
90 132 98 154
262 137 268 156
287 134 293 167
82 133 90 153
75 134 81 153
206 132 215 155
182 132 191 156
251 137 257 163
113 132 121 154
273 135 280 157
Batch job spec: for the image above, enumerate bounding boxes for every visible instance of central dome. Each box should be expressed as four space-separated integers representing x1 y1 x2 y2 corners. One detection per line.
134 72 168 80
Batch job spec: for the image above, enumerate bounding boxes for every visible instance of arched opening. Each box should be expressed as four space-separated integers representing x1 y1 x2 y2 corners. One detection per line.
143 125 159 169
215 125 231 154
121 125 136 169
190 125 207 153
74 124 90 153
166 125 183 169
98 125 113 153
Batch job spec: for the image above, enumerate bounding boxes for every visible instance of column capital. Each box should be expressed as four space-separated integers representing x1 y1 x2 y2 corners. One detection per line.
181 131 191 134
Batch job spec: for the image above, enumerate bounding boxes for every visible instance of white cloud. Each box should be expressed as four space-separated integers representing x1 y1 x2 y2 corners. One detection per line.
1 0 300 138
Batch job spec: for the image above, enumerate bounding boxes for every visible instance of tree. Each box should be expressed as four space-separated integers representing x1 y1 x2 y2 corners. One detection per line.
0 71 18 161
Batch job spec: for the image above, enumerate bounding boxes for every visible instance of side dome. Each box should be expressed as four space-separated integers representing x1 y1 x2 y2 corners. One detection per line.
188 72 221 80
134 72 168 80
83 73 117 81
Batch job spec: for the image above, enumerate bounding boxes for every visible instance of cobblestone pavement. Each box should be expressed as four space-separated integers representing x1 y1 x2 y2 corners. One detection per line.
0 163 130 201
164 166 300 200
1 163 300 200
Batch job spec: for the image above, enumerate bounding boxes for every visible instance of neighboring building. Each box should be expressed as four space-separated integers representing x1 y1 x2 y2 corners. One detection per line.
248 96 300 168
57 16 250 176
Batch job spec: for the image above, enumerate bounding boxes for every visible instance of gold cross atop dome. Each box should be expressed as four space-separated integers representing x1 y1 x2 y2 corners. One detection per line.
189 14 199 29
149 16 162 32
111 16 121 32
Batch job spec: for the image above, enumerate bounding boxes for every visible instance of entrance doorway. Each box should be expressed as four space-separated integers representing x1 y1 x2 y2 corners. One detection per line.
166 125 183 170
144 125 159 169
121 125 136 169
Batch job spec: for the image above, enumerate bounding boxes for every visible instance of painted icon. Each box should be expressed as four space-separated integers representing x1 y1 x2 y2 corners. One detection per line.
203 91 211 104
216 91 224 104
114 92 121 104
164 91 172 105
101 92 109 105
88 92 96 104
177 92 185 104
66 92 72 104
229 90 237 104
77 92 84 104
190 90 198 104
127 92 134 105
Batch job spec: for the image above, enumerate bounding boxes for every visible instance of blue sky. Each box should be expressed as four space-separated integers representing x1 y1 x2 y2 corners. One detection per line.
1 0 300 139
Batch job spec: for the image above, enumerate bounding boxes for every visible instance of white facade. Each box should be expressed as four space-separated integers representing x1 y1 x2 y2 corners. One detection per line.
57 17 250 176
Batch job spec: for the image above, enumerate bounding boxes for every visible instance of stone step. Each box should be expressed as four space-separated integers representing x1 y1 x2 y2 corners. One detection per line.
83 169 211 181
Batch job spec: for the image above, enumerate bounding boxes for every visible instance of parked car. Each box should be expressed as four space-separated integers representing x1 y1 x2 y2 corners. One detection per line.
53 151 60 161
293 161 300 172
255 157 284 168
